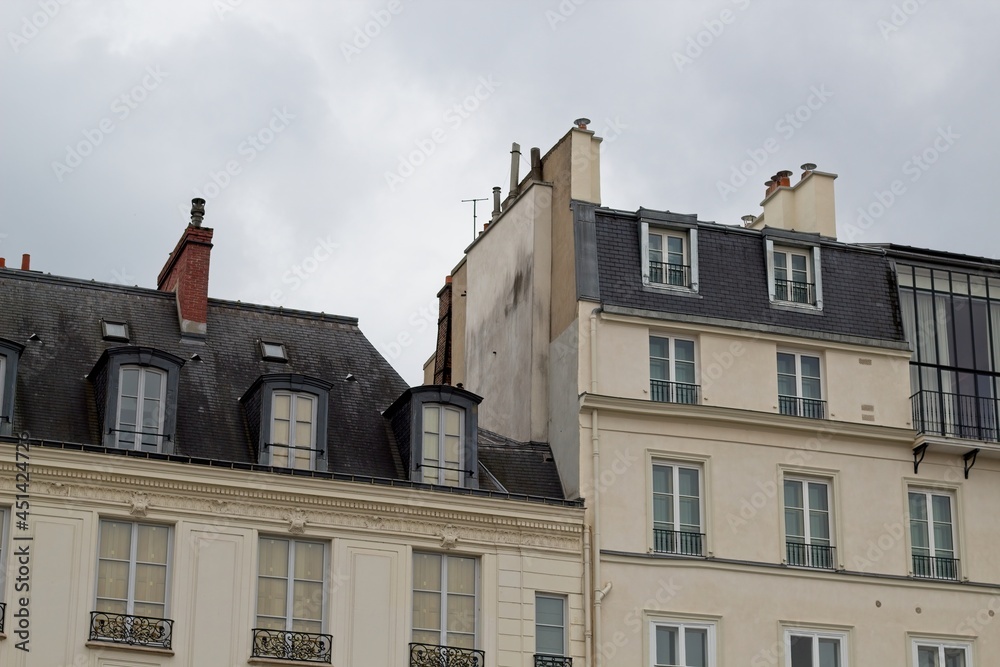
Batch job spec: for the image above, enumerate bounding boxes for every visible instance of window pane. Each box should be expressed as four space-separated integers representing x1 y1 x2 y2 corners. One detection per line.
133 602 165 619
653 466 672 494
653 495 672 525
100 521 133 559
536 596 564 626
134 563 167 604
272 419 290 445
774 252 787 269
448 557 476 595
675 340 694 363
944 648 966 667
413 553 441 590
678 468 699 497
655 626 677 665
790 634 814 667
917 646 938 667
444 408 461 436
667 236 684 255
785 481 803 508
294 421 313 447
121 368 139 397
650 336 669 360
412 629 440 645
802 378 822 399
447 632 476 649
933 523 954 552
423 432 439 462
679 497 700 528
295 542 324 580
259 538 289 577
810 512 830 540
808 483 828 511
792 254 808 272
446 593 475 633
818 638 840 667
777 353 796 375
423 406 440 433
685 628 708 667
778 374 797 397
136 525 168 564
909 493 928 520
119 396 137 428
293 619 323 634
675 360 696 385
97 560 130 600
96 598 128 614
801 356 821 378
293 580 324 621
412 591 441 631
295 395 313 421
931 495 952 523
444 435 461 465
650 358 669 381
649 233 662 252
273 394 290 419
536 625 564 655
143 370 163 400
786 509 804 538
257 577 287 618
141 398 161 432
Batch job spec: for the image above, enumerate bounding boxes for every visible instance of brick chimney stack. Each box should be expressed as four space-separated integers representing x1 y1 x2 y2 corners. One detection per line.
157 198 214 338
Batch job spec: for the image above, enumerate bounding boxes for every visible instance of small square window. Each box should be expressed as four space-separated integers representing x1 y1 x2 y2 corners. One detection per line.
101 320 129 342
260 341 287 362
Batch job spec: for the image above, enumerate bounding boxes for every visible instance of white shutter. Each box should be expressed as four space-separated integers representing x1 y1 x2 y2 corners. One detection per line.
640 221 650 285
765 239 776 301
813 246 823 309
689 228 699 292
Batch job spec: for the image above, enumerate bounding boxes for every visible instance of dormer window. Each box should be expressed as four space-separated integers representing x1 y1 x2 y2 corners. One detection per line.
270 391 317 469
0 338 23 436
101 320 130 342
116 366 167 450
639 213 699 292
241 374 331 471
420 404 463 485
766 239 823 309
260 340 287 362
648 231 689 287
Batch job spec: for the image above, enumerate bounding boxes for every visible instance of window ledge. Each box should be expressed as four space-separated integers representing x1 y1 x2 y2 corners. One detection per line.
642 283 702 297
770 300 823 313
85 640 174 656
249 657 332 666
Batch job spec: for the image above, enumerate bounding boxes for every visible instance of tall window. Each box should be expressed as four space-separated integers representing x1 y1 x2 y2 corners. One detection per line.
774 248 814 304
116 366 166 451
0 355 6 418
649 232 689 287
412 553 477 649
650 336 697 404
535 594 567 658
256 537 325 633
652 620 715 667
777 352 824 418
784 479 834 569
0 507 7 604
912 639 971 666
96 520 170 619
909 490 958 580
422 405 464 486
785 630 846 667
652 463 703 556
270 392 317 469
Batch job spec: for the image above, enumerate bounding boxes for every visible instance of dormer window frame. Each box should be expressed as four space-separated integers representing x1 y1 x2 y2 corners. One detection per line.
0 338 23 436
765 238 824 310
640 218 699 293
242 374 332 471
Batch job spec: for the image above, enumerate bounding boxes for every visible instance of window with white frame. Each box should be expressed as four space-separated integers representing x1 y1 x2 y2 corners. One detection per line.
785 629 847 667
421 404 464 486
777 352 825 419
412 552 477 649
766 241 822 308
650 336 698 404
0 507 7 604
909 489 959 580
270 391 318 470
784 478 834 569
0 339 21 436
255 537 326 634
95 520 171 620
652 463 703 556
912 639 971 666
651 620 715 667
535 593 567 657
116 366 167 451
641 222 699 292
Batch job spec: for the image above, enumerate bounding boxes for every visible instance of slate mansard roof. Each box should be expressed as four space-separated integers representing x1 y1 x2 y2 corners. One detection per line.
0 268 570 502
575 203 908 346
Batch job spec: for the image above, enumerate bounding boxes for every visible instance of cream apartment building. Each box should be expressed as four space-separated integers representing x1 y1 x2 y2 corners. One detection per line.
426 124 1000 666
0 206 585 667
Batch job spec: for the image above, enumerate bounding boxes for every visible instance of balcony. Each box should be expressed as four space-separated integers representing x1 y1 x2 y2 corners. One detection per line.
779 395 826 419
652 528 704 556
775 278 815 305
409 642 486 667
251 629 333 663
912 554 960 581
911 390 1000 443
786 542 836 569
649 261 691 288
650 380 700 405
535 655 573 667
89 611 173 649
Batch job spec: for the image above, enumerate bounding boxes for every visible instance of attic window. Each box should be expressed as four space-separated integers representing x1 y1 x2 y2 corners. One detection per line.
101 320 129 342
260 341 287 362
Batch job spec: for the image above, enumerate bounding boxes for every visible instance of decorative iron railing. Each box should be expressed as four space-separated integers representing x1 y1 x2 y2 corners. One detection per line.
251 628 333 663
775 279 815 305
535 655 573 667
652 528 704 556
911 390 1000 443
409 642 486 667
89 611 173 649
649 261 691 288
786 542 836 569
650 380 700 405
912 554 960 581
778 395 826 419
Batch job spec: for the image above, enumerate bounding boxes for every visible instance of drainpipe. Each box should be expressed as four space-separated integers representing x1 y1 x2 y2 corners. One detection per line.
583 528 593 667
590 309 600 394
591 408 605 667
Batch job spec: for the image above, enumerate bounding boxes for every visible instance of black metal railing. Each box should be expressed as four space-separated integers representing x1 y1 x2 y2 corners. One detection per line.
0 601 5 634
535 655 573 667
912 554 960 581
786 542 836 569
410 642 486 667
89 612 173 649
649 261 691 288
911 390 1000 443
650 380 700 405
251 628 333 663
775 279 815 304
652 528 704 556
779 395 826 419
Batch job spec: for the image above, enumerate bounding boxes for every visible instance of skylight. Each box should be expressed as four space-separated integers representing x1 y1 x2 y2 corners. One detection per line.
101 320 129 342
260 340 287 362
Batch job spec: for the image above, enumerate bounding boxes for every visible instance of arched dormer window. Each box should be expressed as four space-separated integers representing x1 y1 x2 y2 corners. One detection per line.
240 374 332 471
89 347 184 453
0 337 23 437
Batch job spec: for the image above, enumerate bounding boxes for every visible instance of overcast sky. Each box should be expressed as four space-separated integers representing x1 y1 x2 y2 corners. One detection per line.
2 0 997 385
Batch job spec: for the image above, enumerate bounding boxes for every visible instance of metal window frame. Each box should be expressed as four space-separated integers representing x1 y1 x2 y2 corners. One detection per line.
255 536 328 633
95 519 172 617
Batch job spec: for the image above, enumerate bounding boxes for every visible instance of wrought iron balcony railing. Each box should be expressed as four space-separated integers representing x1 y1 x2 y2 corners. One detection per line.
786 541 836 569
775 278 815 305
778 395 826 419
410 642 486 667
649 261 691 288
911 390 1000 443
650 380 700 405
535 655 573 667
912 554 960 581
89 611 173 649
0 601 5 634
251 628 333 663
652 528 704 556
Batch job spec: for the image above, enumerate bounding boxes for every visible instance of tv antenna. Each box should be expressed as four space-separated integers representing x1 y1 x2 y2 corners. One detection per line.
461 197 488 240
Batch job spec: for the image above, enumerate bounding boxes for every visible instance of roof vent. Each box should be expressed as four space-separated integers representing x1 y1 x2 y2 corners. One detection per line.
741 215 757 227
574 117 591 130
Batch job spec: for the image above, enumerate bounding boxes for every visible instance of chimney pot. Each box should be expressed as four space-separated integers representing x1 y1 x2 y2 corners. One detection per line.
0 257 5 268
574 117 591 130
21 254 30 271
190 198 206 228
776 170 793 187
741 214 757 227
765 180 776 196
